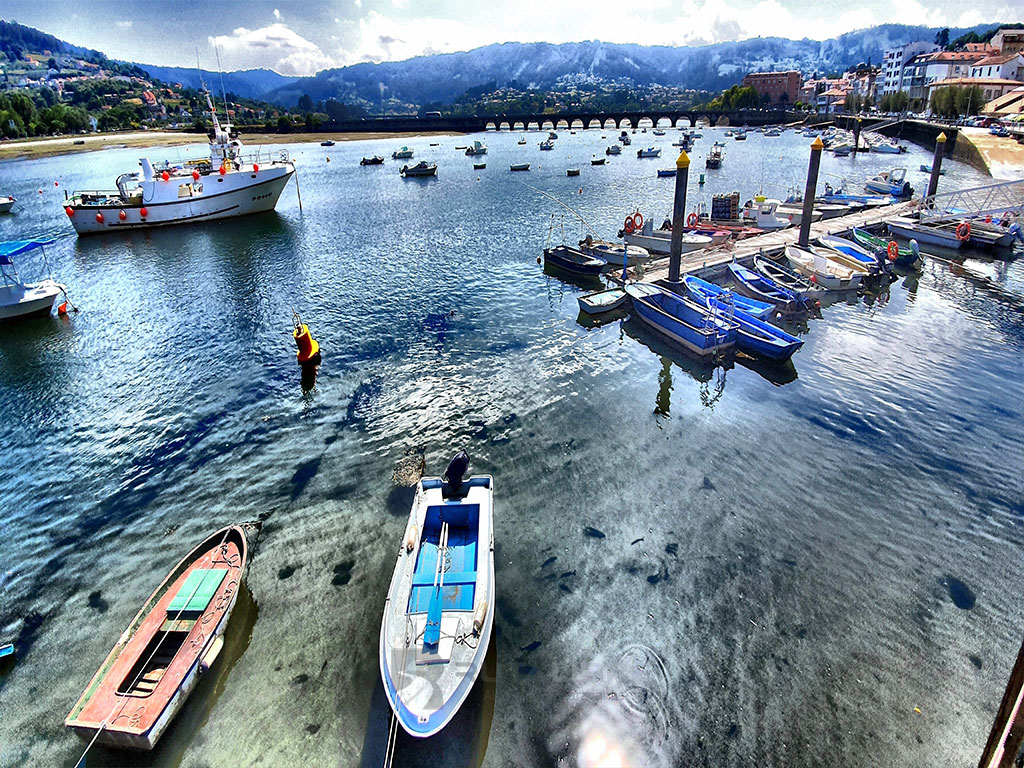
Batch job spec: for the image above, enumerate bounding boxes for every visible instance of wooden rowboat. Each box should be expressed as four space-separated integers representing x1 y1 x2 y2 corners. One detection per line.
65 523 259 750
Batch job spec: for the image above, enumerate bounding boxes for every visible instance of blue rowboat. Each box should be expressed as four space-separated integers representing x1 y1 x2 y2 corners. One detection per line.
680 275 774 320
727 262 807 317
380 452 494 738
817 234 889 274
625 283 736 356
702 295 804 362
543 245 606 276
657 169 677 178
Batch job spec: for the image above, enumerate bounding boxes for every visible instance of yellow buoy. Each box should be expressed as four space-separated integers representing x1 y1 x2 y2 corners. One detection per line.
293 312 321 366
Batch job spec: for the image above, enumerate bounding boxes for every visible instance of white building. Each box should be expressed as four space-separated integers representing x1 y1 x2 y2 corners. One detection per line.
969 53 1024 82
880 40 940 100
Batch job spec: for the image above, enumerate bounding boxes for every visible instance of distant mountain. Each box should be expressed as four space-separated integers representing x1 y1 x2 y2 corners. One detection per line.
135 64 297 99
258 23 1004 108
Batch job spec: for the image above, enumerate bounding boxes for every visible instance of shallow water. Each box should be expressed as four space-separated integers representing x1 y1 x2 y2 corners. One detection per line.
0 127 1022 768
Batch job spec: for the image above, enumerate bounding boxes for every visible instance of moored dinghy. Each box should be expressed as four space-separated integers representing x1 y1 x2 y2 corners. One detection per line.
578 287 628 315
0 239 67 322
817 234 888 274
700 293 804 362
625 283 737 357
785 244 862 291
727 262 808 317
65 523 260 750
543 245 606 276
680 275 775 320
380 452 494 737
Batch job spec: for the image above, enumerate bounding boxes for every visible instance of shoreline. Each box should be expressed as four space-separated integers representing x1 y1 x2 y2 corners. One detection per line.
0 129 466 161
955 127 1024 180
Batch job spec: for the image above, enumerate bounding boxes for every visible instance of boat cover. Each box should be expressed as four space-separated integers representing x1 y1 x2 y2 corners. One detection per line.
0 238 58 263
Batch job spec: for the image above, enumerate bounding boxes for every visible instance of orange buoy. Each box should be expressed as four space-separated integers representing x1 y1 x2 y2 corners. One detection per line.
219 165 226 175
687 212 698 227
161 171 170 181
57 301 68 316
253 163 259 172
65 206 74 218
956 221 971 241
293 315 321 366
192 170 200 181
633 212 644 230
96 212 104 224
887 241 899 261
624 215 635 234
118 209 127 221
140 207 148 218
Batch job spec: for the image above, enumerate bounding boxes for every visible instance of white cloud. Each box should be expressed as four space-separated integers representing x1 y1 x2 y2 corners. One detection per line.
116 20 133 29
209 23 336 76
273 8 281 19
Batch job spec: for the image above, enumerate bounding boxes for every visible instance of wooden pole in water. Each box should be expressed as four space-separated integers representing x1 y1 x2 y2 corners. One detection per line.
797 137 824 248
978 634 1024 768
294 166 303 212
853 117 862 153
668 150 690 283
926 132 947 202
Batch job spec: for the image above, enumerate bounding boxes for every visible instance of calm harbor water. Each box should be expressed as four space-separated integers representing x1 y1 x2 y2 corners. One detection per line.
0 127 1022 768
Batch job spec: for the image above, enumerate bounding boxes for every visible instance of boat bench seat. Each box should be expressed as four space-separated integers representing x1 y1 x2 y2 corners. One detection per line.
167 568 227 617
411 570 478 587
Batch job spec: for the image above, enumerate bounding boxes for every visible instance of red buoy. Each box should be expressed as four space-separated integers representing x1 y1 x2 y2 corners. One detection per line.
140 207 148 218
65 206 74 218
161 171 170 181
118 209 127 221
54 181 59 187
192 170 200 181
57 301 68 316
253 163 259 172
96 212 104 224
219 165 226 175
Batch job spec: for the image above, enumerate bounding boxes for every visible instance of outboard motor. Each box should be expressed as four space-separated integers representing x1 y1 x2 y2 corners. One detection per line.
443 450 470 498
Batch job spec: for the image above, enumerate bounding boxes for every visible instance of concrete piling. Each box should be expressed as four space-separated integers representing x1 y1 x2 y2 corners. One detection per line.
668 150 691 283
797 137 824 248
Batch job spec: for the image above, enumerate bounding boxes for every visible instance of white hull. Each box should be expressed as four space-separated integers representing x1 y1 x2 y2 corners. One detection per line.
68 166 293 235
624 231 712 256
0 197 14 214
0 281 62 321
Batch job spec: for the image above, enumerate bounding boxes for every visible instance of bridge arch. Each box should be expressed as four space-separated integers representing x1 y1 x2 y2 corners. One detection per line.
499 121 511 131
527 121 540 131
571 118 585 130
485 121 497 131
556 118 569 130
603 118 617 130
588 118 603 129
513 121 525 131
541 119 555 131
637 116 654 129
617 117 633 129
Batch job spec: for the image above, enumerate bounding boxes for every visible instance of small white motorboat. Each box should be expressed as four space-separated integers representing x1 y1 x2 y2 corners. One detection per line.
636 147 661 158
0 195 15 214
623 217 712 255
400 161 437 177
464 140 487 156
605 145 622 155
380 452 494 738
740 199 792 230
393 146 415 159
578 288 628 315
0 238 66 322
578 236 650 267
517 137 527 145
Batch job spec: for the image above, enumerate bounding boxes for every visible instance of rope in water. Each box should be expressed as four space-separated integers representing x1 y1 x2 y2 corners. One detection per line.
72 526 235 768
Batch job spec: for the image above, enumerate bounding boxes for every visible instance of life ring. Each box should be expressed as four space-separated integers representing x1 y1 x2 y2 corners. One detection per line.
687 212 698 227
887 241 899 261
632 212 644 230
956 221 971 241
624 215 635 234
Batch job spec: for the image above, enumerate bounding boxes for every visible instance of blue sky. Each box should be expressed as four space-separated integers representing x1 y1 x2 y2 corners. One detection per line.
2 0 1019 75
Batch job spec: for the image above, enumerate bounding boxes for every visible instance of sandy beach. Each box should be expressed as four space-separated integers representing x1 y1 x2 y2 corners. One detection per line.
0 129 465 161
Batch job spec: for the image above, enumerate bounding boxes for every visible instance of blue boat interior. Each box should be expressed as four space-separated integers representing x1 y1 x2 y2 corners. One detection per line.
408 503 480 616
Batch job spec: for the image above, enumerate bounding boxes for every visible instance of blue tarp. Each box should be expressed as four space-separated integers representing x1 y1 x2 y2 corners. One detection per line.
0 238 58 260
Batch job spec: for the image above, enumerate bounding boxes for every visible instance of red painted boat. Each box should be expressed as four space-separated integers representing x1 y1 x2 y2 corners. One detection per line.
65 522 259 751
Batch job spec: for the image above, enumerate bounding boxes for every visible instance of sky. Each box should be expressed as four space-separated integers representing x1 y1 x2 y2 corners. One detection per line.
1 0 1019 76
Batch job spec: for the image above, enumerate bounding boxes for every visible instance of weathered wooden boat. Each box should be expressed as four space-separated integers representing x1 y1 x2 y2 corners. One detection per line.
360 156 385 166
400 162 437 177
578 287 628 315
680 275 774 320
727 262 807 317
380 453 494 738
543 245 605 276
577 236 650 267
817 234 888 274
625 283 737 357
510 163 530 172
785 244 862 291
0 238 66 322
701 294 804 361
753 254 825 298
885 217 961 249
66 523 260 750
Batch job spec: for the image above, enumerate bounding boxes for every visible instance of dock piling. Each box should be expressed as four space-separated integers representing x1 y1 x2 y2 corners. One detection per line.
797 137 824 248
926 132 947 201
668 150 691 283
853 118 862 153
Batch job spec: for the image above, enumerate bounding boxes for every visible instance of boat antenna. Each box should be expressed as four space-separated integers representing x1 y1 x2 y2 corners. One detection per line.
519 181 598 236
196 47 221 135
215 43 229 127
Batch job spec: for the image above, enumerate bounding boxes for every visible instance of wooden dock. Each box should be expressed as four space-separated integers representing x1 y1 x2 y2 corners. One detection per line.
609 201 916 284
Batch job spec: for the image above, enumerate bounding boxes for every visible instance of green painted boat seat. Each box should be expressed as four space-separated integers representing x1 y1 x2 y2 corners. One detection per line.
167 568 227 615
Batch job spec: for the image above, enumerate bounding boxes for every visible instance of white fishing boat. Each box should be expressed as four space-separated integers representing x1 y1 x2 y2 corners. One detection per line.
400 162 438 177
517 137 527 145
623 218 712 255
464 140 487 156
652 128 666 136
380 452 494 738
740 199 792 230
0 195 15 214
0 238 66 322
785 244 862 291
393 146 414 159
64 90 294 236
636 147 661 158
577 235 650 267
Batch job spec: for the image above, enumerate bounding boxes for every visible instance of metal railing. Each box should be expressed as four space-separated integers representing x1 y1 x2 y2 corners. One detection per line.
919 179 1024 224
